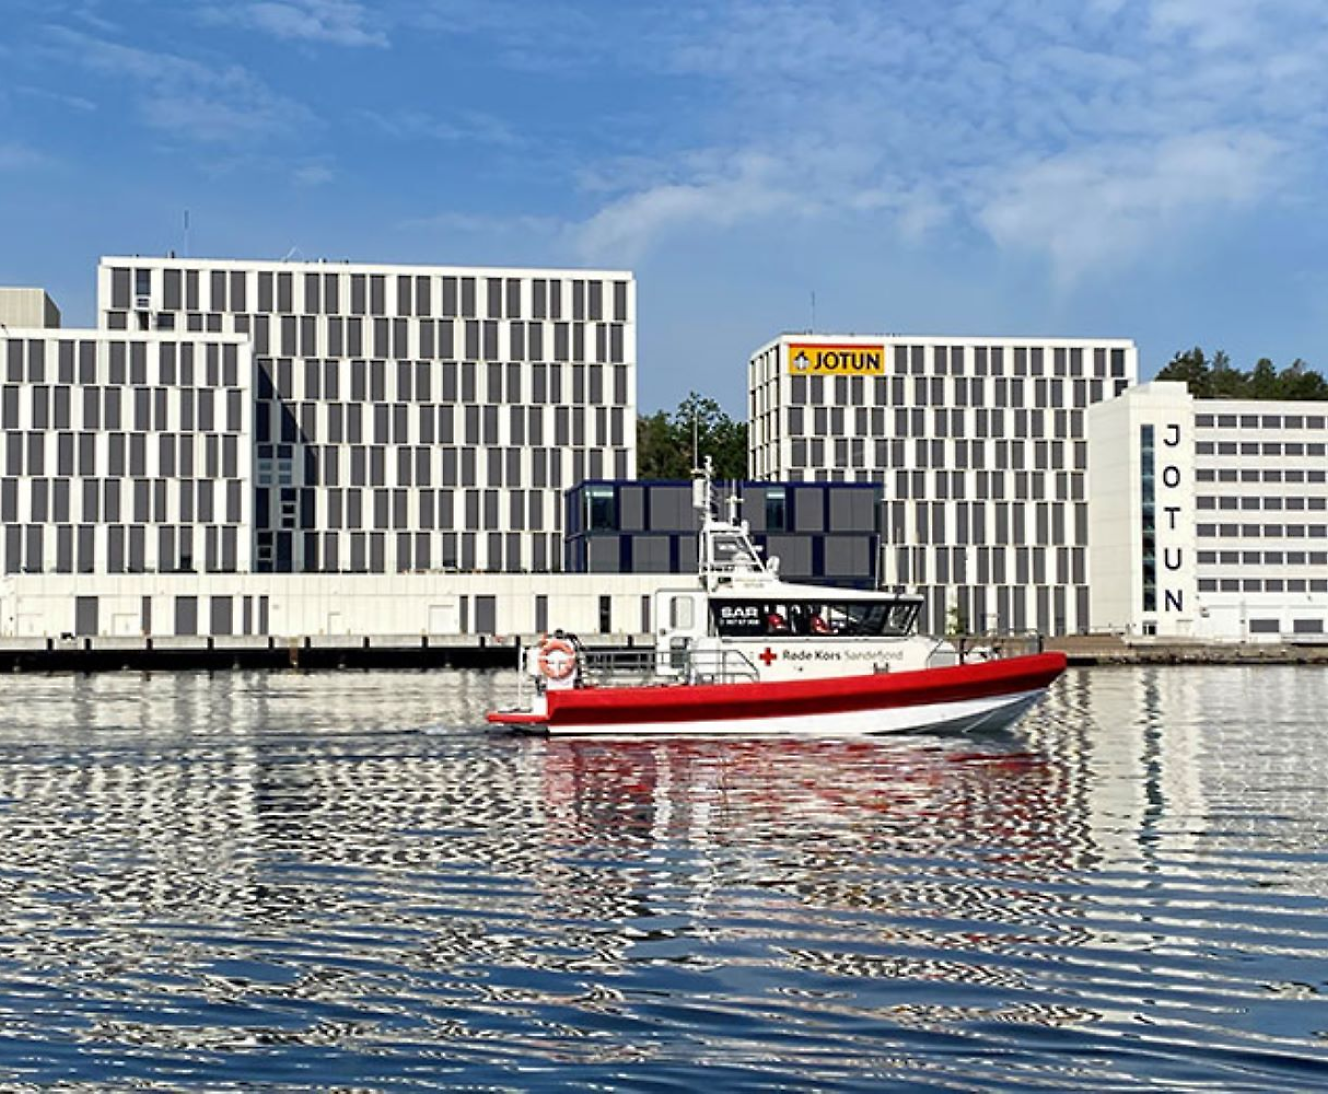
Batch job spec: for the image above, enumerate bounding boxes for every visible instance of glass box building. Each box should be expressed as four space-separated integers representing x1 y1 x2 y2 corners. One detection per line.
564 479 883 588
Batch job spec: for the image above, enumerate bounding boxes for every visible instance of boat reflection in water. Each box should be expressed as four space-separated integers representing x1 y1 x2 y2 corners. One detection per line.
526 727 1102 1030
0 668 1324 1089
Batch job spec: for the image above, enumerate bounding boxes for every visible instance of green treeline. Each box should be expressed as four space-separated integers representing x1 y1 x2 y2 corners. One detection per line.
1156 348 1328 400
637 393 748 480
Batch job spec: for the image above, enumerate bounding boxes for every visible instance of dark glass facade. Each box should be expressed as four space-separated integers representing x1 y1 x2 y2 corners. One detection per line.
564 480 883 588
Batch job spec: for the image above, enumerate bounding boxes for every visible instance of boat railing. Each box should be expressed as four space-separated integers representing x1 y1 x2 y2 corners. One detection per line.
577 646 761 688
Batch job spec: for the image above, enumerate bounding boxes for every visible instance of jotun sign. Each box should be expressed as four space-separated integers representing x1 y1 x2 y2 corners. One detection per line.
786 343 885 376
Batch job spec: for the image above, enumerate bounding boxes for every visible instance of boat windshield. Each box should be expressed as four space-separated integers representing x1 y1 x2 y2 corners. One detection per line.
707 530 765 572
711 598 920 638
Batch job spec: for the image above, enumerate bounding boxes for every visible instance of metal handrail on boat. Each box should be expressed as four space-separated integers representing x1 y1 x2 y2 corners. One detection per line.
578 646 761 688
514 643 761 708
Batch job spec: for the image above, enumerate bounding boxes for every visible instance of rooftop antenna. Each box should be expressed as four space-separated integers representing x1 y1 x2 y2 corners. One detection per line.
183 209 190 258
281 246 303 262
810 290 816 332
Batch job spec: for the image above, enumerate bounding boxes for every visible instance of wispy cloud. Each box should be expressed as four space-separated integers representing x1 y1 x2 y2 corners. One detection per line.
524 0 1328 281
979 130 1286 283
292 161 336 186
398 210 564 239
358 108 521 149
15 84 97 112
201 0 388 48
46 26 316 143
0 142 51 171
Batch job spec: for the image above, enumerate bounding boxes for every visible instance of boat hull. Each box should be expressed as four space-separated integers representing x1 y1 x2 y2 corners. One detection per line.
487 652 1066 737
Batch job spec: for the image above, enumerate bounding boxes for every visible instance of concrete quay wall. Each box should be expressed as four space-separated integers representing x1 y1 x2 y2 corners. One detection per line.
1047 634 1328 666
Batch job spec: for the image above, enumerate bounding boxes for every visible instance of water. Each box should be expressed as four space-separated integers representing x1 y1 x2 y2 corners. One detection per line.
0 666 1326 1091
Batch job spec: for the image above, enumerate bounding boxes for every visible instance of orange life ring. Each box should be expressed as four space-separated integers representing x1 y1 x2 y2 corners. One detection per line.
537 637 578 680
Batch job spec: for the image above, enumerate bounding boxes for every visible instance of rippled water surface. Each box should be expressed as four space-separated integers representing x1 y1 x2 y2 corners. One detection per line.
1 666 1327 1090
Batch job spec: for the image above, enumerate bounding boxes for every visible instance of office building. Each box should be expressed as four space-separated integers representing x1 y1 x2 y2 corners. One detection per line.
565 479 882 587
98 256 637 574
749 334 1138 635
1088 382 1328 639
1 328 252 576
0 288 60 329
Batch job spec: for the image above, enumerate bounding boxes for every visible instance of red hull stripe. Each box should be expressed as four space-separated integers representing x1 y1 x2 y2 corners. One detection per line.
527 652 1066 727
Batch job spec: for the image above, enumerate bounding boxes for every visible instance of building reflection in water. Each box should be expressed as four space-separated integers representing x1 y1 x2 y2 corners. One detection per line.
0 666 1323 1082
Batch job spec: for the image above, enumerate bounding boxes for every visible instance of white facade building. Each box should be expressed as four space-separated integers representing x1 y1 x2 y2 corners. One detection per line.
1088 383 1328 640
0 288 60 329
0 571 666 641
1 328 252 576
98 256 637 574
749 333 1138 635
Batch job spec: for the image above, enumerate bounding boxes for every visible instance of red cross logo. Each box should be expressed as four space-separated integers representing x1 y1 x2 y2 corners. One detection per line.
759 647 778 667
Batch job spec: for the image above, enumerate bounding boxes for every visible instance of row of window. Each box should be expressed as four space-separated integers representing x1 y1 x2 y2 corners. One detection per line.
1197 524 1328 539
113 267 632 324
3 524 242 575
1198 579 1328 595
1 478 244 525
1197 413 1328 430
3 338 244 387
255 358 630 407
892 545 1086 585
790 435 1088 474
784 374 1128 409
253 529 561 574
1198 550 1328 566
4 433 244 479
762 343 1129 380
272 487 553 534
254 445 629 490
252 401 625 449
891 579 1088 637
1196 468 1328 484
2 388 245 434
1197 440 1328 457
1198 495 1328 511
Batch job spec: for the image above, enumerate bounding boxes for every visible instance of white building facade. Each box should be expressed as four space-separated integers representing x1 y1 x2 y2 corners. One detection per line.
749 334 1138 635
1088 383 1328 640
98 257 637 574
1 328 252 576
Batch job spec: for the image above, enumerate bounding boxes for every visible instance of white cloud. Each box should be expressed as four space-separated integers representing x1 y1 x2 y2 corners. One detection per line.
399 210 563 238
203 0 388 48
0 142 50 171
359 108 521 148
47 26 315 143
15 84 97 112
542 0 1328 278
979 130 1285 282
292 161 335 186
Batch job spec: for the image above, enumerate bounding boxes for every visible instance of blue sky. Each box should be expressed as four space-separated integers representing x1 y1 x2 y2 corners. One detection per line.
3 0 1328 414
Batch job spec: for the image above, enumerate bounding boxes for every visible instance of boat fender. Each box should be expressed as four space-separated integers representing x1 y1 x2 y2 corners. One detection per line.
537 637 578 681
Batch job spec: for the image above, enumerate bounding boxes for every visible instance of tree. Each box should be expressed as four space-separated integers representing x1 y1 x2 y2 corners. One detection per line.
1278 359 1328 401
636 410 690 479
1156 347 1328 401
636 393 748 480
1246 357 1280 399
1156 347 1215 396
1209 350 1247 398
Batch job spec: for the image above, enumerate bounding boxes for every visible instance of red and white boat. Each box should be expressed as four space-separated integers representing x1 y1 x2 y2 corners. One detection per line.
488 463 1065 737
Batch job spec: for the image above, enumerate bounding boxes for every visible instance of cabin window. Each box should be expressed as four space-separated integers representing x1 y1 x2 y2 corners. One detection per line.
669 596 694 629
711 598 919 638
